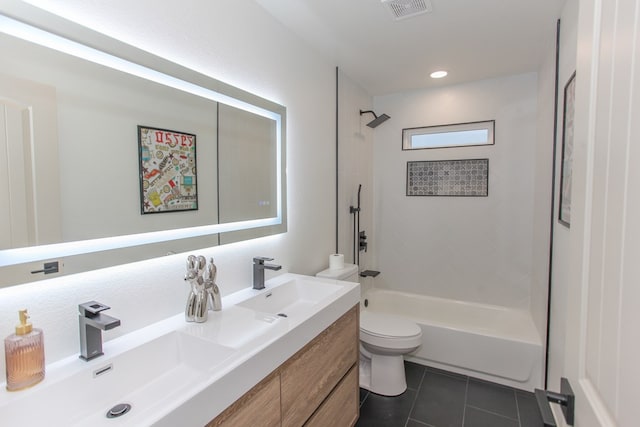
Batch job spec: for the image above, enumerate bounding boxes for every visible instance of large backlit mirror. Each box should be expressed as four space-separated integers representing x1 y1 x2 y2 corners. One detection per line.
0 5 286 287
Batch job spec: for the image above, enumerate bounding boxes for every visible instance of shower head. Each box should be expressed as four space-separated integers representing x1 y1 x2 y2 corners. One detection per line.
360 110 391 128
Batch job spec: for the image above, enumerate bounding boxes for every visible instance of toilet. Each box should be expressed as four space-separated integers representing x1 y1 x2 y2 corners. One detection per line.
316 264 422 396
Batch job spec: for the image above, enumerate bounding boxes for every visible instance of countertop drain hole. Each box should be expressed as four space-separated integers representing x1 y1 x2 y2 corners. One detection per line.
106 403 131 418
277 313 288 317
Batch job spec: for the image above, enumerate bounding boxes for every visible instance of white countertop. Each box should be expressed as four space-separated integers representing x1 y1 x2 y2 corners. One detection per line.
0 273 360 426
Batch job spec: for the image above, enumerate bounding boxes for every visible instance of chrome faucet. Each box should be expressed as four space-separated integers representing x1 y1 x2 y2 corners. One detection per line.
78 301 121 361
184 255 221 323
253 257 282 290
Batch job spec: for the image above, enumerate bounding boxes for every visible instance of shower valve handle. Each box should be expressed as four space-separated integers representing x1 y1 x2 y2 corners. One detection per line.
359 230 368 252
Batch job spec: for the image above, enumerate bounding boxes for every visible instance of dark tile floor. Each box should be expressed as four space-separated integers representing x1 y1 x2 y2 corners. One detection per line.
356 361 544 427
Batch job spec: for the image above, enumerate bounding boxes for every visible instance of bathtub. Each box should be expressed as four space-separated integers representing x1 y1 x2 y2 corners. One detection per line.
362 288 544 391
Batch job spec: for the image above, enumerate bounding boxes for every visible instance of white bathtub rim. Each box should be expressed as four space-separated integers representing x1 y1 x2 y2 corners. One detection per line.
367 288 523 312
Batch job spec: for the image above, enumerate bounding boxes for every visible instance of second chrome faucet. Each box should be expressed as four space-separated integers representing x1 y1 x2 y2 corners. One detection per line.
252 257 282 290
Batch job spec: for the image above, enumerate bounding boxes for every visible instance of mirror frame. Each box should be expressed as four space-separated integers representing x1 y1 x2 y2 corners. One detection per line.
0 3 287 284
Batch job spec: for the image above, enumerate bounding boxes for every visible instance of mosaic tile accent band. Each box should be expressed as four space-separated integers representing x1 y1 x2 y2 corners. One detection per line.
406 159 489 196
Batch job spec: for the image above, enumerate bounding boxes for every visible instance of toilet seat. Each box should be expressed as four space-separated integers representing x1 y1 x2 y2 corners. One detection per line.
360 311 421 339
360 311 422 351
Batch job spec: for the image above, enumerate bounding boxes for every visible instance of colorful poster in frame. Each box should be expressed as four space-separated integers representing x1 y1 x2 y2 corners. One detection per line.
559 72 576 227
138 125 198 214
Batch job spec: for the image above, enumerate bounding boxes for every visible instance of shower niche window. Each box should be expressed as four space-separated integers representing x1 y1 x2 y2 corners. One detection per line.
402 120 494 150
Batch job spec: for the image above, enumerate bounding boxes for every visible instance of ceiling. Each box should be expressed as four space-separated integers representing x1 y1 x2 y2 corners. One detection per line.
255 0 565 96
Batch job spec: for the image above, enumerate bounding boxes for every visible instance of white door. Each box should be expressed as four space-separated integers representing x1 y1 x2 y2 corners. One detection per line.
0 74 62 285
559 0 640 425
0 96 31 249
0 73 61 250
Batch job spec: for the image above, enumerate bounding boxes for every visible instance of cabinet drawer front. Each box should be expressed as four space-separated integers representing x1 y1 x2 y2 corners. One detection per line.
305 365 359 427
206 372 280 427
281 306 358 427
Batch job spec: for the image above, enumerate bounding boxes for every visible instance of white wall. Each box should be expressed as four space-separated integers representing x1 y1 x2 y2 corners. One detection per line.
544 0 579 392
530 52 554 342
337 71 373 263
0 0 352 375
372 73 540 309
336 70 376 293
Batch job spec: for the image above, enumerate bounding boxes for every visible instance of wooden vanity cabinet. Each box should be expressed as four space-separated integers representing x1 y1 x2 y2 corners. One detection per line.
206 372 280 427
281 306 358 426
207 305 359 427
305 365 359 427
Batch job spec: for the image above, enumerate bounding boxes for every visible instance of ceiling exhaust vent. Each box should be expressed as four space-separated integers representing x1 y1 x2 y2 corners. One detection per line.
382 0 433 21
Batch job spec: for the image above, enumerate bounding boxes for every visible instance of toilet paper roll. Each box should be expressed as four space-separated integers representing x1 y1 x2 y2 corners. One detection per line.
329 254 345 270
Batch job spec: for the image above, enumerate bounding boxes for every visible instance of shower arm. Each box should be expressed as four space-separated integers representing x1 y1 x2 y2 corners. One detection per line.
360 110 379 119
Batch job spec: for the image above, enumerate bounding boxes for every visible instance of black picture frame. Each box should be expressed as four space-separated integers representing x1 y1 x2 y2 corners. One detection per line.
138 125 198 214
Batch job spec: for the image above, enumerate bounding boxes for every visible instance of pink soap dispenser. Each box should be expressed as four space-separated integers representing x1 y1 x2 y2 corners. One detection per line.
4 309 45 391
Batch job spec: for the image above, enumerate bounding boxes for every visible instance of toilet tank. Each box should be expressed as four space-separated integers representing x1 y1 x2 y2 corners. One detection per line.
316 263 359 282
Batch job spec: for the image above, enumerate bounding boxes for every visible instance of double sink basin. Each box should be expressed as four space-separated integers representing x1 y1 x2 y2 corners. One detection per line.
0 274 359 426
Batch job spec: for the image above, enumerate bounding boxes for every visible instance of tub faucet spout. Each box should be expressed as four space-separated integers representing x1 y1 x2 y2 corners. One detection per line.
78 301 120 361
253 257 282 290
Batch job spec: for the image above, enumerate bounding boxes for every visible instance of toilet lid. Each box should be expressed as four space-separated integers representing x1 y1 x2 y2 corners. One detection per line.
360 311 421 338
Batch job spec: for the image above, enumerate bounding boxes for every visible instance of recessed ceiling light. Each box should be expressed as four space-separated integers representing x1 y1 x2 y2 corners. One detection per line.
430 70 448 79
